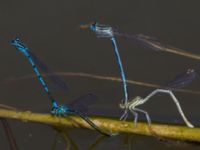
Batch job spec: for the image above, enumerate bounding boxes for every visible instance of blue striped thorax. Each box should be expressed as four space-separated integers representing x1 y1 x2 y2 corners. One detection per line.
51 100 70 115
90 22 114 38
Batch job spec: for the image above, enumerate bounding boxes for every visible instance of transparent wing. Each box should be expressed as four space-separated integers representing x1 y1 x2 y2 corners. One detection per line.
68 92 97 113
113 28 167 52
164 69 197 90
29 51 69 91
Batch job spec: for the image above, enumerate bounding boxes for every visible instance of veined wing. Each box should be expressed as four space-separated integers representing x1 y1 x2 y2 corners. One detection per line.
68 92 97 113
164 69 197 90
29 51 69 91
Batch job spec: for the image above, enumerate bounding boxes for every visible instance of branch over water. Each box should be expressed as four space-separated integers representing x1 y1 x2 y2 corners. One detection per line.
0 108 199 142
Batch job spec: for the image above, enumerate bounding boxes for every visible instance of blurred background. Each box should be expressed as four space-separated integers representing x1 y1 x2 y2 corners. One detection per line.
0 0 200 149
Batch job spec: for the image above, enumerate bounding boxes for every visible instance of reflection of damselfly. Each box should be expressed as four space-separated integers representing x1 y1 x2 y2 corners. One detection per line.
0 104 19 150
119 69 197 128
11 38 114 136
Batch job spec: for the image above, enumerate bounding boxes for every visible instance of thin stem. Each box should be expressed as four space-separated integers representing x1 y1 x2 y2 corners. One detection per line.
143 39 200 60
1 118 18 150
5 72 200 95
0 108 199 142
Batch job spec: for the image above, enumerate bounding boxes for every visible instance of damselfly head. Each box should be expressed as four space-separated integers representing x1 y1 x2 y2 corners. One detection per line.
51 100 59 115
11 37 28 52
80 21 114 38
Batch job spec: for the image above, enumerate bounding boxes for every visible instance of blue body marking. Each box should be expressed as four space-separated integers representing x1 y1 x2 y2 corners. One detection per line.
51 97 115 137
89 22 129 104
11 38 56 103
111 37 128 104
11 38 114 136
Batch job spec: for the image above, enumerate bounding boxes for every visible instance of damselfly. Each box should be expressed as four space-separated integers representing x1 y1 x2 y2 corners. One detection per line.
51 92 116 136
80 22 129 107
11 38 114 136
11 38 68 104
119 69 197 128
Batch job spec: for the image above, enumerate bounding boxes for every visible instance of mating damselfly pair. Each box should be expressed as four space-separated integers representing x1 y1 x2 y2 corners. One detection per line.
10 21 198 137
80 21 198 128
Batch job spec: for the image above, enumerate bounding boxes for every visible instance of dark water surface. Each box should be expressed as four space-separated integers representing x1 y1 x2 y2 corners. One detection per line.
0 0 200 149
